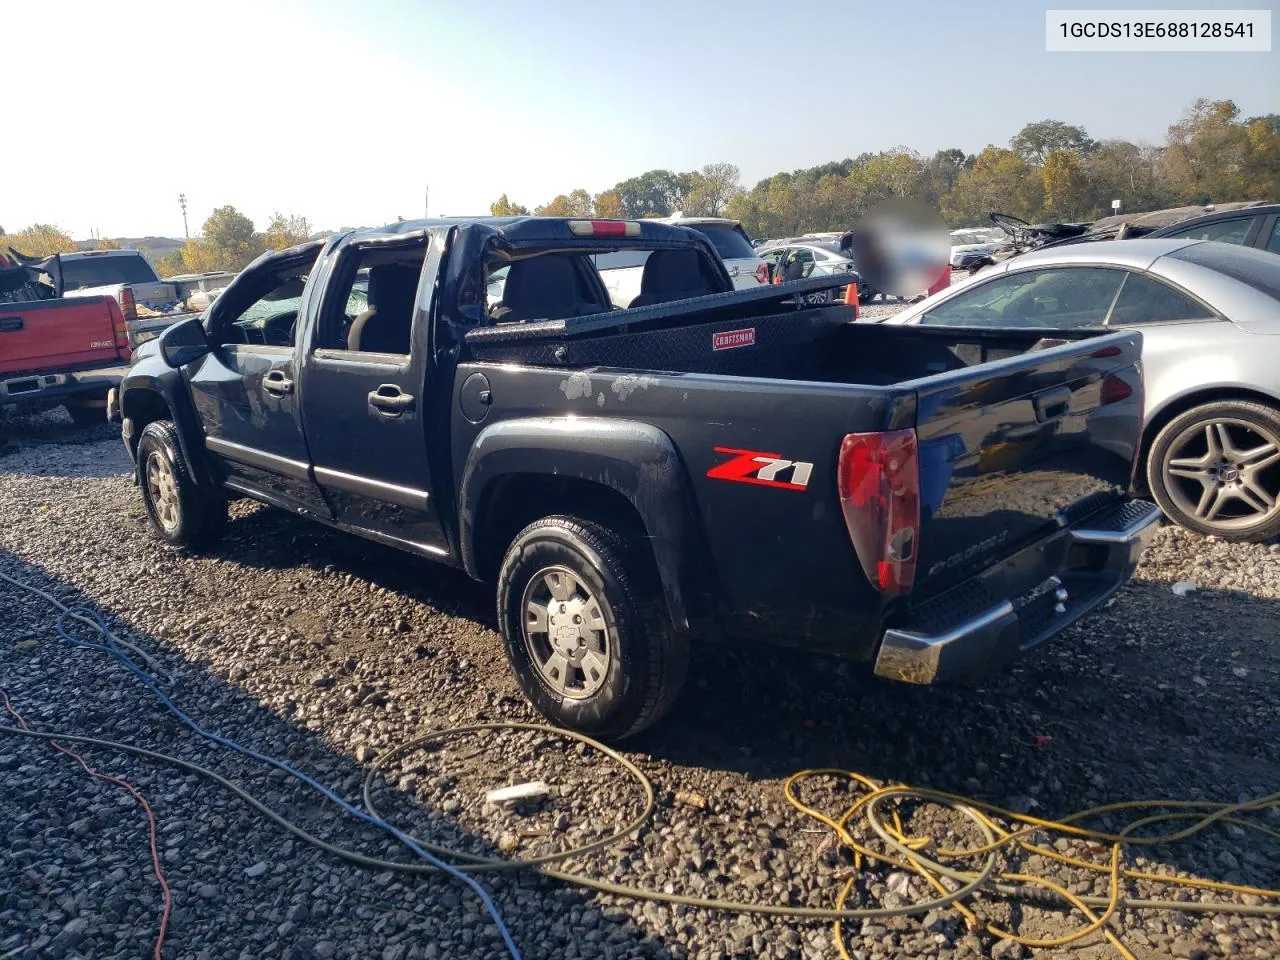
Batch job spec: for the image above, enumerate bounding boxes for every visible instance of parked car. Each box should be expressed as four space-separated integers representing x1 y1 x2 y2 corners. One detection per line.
978 202 1278 269
950 229 1011 272
1146 203 1280 250
113 216 1156 737
877 238 1280 541
757 241 869 302
594 217 768 307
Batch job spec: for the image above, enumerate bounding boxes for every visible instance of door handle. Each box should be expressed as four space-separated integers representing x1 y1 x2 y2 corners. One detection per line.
0 316 23 332
368 384 415 416
262 370 294 395
1033 386 1071 422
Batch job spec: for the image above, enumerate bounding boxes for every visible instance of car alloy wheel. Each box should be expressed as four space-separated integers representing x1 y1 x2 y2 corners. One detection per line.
1162 417 1280 530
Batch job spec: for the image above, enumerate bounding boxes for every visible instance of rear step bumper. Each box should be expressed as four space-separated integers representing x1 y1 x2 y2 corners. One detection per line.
873 499 1161 685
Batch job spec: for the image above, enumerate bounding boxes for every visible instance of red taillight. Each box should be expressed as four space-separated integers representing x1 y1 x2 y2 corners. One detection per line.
118 287 138 322
838 428 920 595
1100 374 1131 405
109 300 131 358
754 263 769 285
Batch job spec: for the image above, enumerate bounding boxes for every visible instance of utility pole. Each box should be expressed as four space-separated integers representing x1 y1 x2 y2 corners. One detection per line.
178 193 189 239
424 185 429 219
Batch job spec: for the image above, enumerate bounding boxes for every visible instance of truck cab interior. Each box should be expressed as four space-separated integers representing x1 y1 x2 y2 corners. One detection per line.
484 246 727 322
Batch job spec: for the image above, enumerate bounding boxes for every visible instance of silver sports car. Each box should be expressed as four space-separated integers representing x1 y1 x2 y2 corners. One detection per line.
877 239 1280 542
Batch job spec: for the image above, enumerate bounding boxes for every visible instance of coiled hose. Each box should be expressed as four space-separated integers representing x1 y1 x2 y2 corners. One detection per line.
2 569 1278 960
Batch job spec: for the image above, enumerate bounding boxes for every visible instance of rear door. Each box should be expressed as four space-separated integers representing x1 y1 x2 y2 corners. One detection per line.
0 298 121 376
298 231 449 555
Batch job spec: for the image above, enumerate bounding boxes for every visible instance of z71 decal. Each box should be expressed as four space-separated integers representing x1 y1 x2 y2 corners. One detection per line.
706 446 814 491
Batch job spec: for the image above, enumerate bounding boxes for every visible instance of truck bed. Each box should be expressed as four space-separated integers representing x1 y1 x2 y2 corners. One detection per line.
459 294 1143 652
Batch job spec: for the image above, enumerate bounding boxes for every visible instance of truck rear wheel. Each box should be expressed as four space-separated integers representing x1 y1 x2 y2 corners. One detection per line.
137 420 227 550
496 516 688 739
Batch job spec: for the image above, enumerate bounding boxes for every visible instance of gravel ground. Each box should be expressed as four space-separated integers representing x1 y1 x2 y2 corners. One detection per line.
1 409 1277 960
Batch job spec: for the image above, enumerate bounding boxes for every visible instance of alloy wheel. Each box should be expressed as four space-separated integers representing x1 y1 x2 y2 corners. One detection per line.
145 451 181 533
1162 418 1280 530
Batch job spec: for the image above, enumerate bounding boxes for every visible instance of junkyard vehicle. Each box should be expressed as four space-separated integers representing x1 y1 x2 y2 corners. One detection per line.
1145 203 1279 250
114 216 1157 737
972 202 1278 270
1 252 133 423
60 249 180 315
756 241 869 302
949 229 1011 272
877 238 1280 541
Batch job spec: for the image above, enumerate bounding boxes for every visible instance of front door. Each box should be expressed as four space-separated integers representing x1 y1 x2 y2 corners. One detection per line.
299 232 448 555
186 243 329 515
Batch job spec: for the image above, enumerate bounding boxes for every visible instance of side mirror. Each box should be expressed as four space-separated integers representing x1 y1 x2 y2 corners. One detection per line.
159 316 211 368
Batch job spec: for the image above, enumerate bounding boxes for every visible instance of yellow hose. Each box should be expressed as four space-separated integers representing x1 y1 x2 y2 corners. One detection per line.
785 769 1280 959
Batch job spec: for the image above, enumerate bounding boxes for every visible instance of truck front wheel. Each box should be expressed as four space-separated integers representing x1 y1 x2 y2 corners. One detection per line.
496 516 688 739
136 420 227 550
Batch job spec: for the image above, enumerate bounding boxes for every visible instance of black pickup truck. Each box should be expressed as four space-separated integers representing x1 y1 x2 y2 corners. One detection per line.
112 217 1159 737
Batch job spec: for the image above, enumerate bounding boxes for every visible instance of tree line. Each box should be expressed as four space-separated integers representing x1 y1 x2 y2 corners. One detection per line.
490 99 1278 238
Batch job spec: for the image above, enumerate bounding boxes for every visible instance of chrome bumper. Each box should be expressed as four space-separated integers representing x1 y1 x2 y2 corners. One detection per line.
873 499 1161 685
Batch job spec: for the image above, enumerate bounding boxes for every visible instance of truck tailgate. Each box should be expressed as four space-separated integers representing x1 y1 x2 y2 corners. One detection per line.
0 297 123 375
910 331 1143 598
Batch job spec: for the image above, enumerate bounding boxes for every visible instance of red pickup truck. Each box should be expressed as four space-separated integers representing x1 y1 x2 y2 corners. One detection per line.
1 294 133 425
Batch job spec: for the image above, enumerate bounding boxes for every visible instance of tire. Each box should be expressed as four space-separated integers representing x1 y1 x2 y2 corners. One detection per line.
496 516 689 739
66 404 105 427
136 420 228 550
1147 400 1280 542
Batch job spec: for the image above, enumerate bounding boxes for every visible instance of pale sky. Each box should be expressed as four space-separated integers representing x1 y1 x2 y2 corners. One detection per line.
3 0 1276 240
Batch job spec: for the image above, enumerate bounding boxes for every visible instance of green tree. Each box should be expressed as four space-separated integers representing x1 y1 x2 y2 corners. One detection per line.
943 146 1043 225
203 205 255 249
1010 120 1096 165
535 189 593 217
1242 115 1280 199
201 205 261 270
1041 150 1090 219
93 237 122 250
920 149 973 208
262 213 311 251
680 163 741 217
1083 140 1171 217
612 169 684 218
490 194 530 217
1159 99 1250 203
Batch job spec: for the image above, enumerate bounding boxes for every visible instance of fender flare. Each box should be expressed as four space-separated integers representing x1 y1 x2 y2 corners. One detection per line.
458 417 707 633
119 368 214 487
